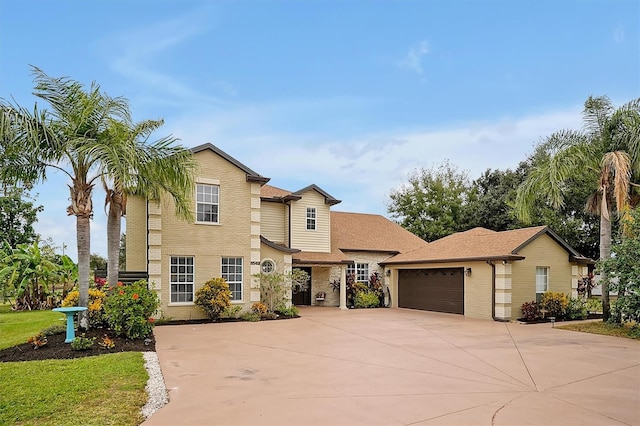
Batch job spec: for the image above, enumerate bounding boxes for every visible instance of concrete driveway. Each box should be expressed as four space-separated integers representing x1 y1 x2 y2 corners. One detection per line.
144 307 640 425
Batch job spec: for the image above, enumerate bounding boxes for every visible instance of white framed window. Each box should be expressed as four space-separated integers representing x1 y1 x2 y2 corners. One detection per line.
347 263 369 283
170 256 194 303
222 257 243 301
196 183 219 223
306 207 316 230
536 266 549 302
261 259 275 274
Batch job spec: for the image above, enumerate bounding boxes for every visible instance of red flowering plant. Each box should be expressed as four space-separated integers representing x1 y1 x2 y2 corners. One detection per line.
103 280 159 339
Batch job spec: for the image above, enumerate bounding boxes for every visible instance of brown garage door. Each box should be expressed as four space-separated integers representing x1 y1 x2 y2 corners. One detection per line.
398 268 464 314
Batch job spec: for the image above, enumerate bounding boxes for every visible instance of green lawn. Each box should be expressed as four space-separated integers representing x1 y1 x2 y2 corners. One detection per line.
0 305 150 425
558 320 640 339
0 304 61 350
0 353 148 425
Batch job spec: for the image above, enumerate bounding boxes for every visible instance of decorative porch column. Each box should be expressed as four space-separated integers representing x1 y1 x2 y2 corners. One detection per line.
339 266 347 310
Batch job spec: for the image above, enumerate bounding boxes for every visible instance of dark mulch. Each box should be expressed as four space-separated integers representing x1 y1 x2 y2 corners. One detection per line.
518 313 604 324
0 328 155 363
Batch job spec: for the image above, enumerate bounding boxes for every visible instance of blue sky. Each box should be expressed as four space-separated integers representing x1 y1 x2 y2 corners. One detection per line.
1 0 638 261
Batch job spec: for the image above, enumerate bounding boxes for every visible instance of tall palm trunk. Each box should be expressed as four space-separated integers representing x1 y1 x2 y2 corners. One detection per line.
68 180 93 329
106 191 124 289
76 215 91 329
599 212 611 321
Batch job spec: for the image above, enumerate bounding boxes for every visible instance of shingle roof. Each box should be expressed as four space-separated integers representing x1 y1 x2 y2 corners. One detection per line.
384 226 592 265
261 184 293 199
331 211 427 253
293 212 428 265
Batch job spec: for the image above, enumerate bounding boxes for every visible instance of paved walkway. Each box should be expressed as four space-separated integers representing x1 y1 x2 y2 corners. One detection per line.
144 307 640 425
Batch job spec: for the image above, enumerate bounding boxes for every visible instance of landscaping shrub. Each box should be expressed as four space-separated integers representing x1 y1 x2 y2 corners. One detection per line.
251 302 267 315
41 324 66 336
261 312 278 320
219 305 243 319
27 332 48 349
520 301 540 321
565 297 587 320
586 298 603 314
354 291 379 308
240 312 261 322
71 333 95 351
194 278 231 320
103 280 159 339
540 292 569 318
63 288 107 328
277 305 299 317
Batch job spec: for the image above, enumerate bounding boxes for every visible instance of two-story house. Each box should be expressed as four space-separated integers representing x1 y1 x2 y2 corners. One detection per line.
126 143 593 322
126 143 426 320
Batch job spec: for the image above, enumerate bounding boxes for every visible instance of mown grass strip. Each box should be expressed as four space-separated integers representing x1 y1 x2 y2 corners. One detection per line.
0 305 61 350
0 352 148 426
557 321 640 339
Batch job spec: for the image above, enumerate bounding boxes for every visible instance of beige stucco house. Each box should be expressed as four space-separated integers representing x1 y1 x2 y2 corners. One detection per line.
126 143 425 320
382 226 593 320
126 143 592 321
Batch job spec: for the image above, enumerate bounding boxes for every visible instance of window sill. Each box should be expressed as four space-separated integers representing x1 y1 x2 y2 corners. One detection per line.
231 300 244 304
195 221 221 226
168 302 195 307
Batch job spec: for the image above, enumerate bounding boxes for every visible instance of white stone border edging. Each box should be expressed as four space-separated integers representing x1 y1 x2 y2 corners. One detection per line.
141 351 169 419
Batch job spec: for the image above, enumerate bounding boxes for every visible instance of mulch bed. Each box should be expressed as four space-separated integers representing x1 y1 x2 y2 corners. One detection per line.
0 328 155 363
518 313 603 324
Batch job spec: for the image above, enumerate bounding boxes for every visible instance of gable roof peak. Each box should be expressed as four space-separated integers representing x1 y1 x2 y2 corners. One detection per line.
293 184 341 205
191 143 270 184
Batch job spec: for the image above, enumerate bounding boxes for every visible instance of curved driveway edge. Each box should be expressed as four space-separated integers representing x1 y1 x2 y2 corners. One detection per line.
144 307 640 425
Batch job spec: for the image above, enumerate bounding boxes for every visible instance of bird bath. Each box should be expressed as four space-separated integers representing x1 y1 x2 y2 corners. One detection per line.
52 307 88 343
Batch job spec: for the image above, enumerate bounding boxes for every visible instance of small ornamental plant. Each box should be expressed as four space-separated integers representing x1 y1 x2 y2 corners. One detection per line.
354 291 380 308
251 302 268 315
63 288 107 328
194 278 232 320
99 335 116 349
27 333 48 349
540 292 569 319
71 333 95 351
103 280 159 339
520 301 540 321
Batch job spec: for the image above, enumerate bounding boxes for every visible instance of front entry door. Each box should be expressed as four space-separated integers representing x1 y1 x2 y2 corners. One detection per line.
292 267 312 305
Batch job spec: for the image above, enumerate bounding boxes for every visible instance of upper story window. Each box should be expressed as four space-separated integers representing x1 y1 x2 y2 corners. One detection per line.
170 256 194 303
196 184 219 223
536 266 549 302
306 207 316 230
347 263 369 283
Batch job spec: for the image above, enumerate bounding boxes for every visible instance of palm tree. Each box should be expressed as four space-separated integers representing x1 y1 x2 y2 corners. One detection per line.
1 66 129 327
83 118 196 288
515 96 640 321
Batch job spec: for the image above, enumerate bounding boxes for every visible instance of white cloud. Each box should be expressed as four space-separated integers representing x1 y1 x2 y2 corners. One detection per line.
398 40 430 76
31 101 582 259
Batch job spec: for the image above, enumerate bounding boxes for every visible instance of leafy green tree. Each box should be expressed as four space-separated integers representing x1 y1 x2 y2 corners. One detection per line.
0 186 43 248
1 66 131 327
515 96 640 320
254 267 309 312
119 233 126 270
388 160 473 241
599 208 640 324
462 168 524 232
0 240 61 310
90 253 107 271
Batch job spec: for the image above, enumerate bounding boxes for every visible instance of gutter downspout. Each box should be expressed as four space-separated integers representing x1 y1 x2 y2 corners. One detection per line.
486 260 497 321
146 199 150 290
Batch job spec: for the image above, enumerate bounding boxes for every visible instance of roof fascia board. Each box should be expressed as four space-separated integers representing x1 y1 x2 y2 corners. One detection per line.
381 255 525 266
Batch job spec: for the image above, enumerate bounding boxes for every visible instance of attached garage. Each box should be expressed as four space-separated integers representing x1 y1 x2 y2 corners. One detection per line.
398 268 464 314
